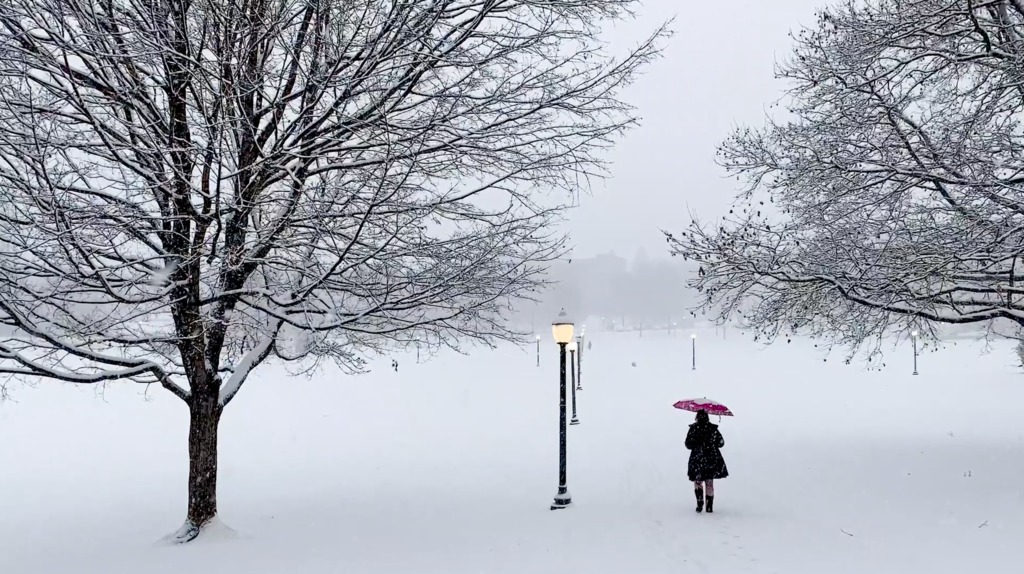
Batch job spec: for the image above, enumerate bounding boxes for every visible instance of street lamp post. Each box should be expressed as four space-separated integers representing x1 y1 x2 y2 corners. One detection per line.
536 335 541 367
551 309 574 510
577 328 585 391
911 330 919 375
569 341 580 425
691 333 697 370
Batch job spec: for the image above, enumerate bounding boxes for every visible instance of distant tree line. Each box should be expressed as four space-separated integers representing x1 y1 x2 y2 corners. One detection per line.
515 250 703 332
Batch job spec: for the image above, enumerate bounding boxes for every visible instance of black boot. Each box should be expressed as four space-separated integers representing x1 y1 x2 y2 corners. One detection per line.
694 489 704 513
705 495 714 513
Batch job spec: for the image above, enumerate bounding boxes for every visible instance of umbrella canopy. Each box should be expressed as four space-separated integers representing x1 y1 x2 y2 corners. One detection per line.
673 398 733 417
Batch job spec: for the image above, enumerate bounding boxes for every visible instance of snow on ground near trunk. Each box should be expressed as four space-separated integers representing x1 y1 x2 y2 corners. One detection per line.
1 330 1022 573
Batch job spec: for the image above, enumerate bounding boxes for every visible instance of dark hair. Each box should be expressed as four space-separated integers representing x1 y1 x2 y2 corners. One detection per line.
695 409 709 424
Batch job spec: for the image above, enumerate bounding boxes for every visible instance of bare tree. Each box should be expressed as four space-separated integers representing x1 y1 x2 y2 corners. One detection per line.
0 0 665 541
667 0 1024 354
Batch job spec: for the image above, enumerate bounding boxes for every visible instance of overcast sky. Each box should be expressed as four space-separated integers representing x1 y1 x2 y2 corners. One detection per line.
565 0 825 260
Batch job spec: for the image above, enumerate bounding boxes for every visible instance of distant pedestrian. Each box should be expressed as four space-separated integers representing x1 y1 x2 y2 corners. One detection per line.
391 359 399 372
685 409 728 513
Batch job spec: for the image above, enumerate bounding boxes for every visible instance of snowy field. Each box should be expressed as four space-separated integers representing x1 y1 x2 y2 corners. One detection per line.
2 329 1022 574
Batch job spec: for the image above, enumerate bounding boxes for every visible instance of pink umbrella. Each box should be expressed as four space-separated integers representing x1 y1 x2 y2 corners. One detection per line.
673 397 734 417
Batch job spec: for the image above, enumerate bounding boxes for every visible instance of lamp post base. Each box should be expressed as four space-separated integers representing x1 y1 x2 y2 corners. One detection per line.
570 417 580 425
550 492 572 510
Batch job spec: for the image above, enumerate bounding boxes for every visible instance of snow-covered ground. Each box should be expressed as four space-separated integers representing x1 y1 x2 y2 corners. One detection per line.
2 329 1022 573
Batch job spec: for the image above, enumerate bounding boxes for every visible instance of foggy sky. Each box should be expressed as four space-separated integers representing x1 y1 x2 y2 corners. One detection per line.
567 0 825 260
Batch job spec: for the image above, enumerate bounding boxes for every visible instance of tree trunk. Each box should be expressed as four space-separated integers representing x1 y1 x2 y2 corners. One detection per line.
177 390 222 542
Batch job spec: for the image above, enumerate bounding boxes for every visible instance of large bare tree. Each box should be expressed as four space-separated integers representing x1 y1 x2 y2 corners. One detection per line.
667 0 1024 352
0 0 664 540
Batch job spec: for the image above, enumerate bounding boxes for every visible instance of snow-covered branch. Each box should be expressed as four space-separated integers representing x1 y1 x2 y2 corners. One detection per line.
668 0 1024 351
0 0 665 397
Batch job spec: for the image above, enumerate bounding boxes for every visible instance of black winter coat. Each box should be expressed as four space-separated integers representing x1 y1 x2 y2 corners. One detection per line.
685 422 729 482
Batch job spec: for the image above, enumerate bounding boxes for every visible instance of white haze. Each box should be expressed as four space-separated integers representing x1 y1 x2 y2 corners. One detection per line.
567 0 824 259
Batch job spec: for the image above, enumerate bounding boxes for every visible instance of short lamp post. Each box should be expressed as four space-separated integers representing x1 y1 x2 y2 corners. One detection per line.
569 340 580 426
911 330 919 375
691 333 697 371
551 308 574 510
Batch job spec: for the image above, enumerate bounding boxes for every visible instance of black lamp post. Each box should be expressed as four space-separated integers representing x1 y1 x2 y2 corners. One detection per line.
691 333 697 370
911 330 919 375
576 329 584 391
569 341 580 426
551 308 574 510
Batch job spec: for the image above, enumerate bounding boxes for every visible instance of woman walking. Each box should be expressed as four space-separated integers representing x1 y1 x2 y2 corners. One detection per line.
685 409 728 513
